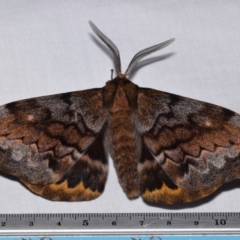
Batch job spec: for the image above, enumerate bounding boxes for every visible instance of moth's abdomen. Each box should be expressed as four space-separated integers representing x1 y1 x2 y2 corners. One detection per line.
108 110 140 199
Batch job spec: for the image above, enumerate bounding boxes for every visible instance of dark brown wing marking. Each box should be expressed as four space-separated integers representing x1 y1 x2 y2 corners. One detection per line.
137 88 240 204
0 89 108 201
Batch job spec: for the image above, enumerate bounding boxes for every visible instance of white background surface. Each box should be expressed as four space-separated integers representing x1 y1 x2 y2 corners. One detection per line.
0 0 240 213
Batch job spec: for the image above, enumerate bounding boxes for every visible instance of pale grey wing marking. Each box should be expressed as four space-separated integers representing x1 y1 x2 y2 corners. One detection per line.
136 87 240 191
0 88 107 185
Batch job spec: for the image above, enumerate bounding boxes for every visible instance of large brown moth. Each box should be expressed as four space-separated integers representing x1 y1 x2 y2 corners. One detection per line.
0 21 240 205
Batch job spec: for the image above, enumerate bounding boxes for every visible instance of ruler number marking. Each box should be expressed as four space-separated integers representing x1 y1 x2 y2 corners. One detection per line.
83 220 89 226
215 219 226 225
1 222 6 227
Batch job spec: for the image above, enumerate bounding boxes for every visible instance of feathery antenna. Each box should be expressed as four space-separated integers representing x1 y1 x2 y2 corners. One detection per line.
89 21 175 77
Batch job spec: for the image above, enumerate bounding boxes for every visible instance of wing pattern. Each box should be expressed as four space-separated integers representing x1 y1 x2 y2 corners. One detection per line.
136 88 240 203
0 89 108 201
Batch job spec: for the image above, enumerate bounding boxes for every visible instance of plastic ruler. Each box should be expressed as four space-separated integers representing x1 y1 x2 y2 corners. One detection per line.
0 212 240 240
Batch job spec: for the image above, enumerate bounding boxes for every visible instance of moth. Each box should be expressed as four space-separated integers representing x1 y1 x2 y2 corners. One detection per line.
0 21 240 205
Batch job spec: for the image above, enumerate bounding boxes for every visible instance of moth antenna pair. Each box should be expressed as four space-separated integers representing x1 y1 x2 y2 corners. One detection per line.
89 21 175 77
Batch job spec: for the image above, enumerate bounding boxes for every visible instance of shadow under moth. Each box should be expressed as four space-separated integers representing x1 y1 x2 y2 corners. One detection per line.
0 21 240 205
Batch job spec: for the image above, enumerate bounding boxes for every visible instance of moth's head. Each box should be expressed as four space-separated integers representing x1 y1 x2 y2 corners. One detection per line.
117 73 126 79
89 21 175 80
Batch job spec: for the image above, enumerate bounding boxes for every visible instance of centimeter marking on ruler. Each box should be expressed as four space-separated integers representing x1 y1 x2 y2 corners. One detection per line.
0 212 240 236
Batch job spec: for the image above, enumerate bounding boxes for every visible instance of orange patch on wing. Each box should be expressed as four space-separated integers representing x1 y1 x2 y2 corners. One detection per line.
142 182 221 205
22 180 100 201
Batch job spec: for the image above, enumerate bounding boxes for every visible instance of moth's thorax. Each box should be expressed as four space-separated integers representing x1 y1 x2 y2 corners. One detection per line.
103 76 138 111
111 85 130 112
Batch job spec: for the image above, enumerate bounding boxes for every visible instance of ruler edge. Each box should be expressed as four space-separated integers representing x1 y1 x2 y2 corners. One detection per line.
0 212 240 236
